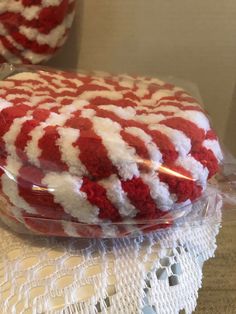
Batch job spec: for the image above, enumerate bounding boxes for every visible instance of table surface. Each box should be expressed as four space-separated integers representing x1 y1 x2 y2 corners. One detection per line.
195 211 236 314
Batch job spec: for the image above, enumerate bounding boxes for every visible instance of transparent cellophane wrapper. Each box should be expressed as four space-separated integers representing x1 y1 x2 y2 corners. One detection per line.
0 0 76 64
0 64 235 314
0 63 235 239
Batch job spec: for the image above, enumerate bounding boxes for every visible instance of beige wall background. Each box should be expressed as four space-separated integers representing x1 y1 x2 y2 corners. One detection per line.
48 0 236 156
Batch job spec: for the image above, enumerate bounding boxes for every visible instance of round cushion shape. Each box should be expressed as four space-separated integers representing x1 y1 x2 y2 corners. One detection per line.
0 0 76 64
0 68 223 237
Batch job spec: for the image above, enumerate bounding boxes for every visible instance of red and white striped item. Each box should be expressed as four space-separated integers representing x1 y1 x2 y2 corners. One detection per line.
0 68 223 237
0 0 75 64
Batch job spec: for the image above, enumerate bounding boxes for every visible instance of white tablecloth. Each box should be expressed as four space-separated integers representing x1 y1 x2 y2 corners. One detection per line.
0 198 222 314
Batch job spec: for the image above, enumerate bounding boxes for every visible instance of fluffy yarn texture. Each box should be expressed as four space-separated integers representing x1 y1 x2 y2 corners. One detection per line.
0 0 75 64
0 69 223 237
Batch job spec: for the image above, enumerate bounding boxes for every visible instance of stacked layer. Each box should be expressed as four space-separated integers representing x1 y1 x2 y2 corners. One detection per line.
0 0 75 64
0 68 223 237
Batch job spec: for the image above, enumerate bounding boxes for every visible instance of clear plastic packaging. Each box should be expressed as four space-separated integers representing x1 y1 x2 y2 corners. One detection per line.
0 63 230 238
0 0 75 64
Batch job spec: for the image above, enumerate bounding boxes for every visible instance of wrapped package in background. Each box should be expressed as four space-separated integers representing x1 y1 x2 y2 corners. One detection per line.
0 0 76 64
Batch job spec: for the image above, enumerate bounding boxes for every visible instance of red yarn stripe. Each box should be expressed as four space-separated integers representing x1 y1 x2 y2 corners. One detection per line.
15 119 40 161
120 130 150 171
81 177 121 222
123 91 140 101
65 112 117 180
143 83 174 100
22 0 42 6
192 145 219 178
73 223 103 238
160 117 205 145
23 216 67 237
5 88 33 97
0 105 31 153
90 97 137 108
92 107 178 164
121 177 165 220
18 165 67 220
0 55 7 63
15 109 51 161
159 164 202 202
38 125 68 172
205 130 218 140
11 32 56 55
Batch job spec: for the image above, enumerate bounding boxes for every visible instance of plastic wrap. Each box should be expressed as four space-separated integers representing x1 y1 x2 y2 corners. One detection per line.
0 0 75 64
0 63 229 238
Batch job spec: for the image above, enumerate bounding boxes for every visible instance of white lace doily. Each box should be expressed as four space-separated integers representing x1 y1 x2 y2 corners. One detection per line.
0 202 222 314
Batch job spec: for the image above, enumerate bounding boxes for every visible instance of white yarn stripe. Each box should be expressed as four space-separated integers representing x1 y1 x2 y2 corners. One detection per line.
203 139 223 162
90 79 115 90
21 6 41 21
150 90 176 102
118 79 135 89
134 88 149 98
99 105 136 119
59 100 89 113
22 50 52 65
101 224 119 238
42 172 100 224
52 77 84 88
62 221 79 238
80 108 96 119
79 90 123 101
91 116 139 180
141 173 175 211
38 102 58 110
40 71 69 81
8 85 33 93
0 81 15 88
0 2 22 14
158 101 200 108
153 105 182 113
172 111 210 131
175 156 209 188
0 22 7 35
125 127 163 168
3 116 32 157
181 100 200 107
1 156 36 214
42 0 68 7
57 127 88 177
25 112 71 167
6 94 29 101
149 124 191 157
30 95 53 106
0 98 13 110
99 175 137 218
8 72 45 82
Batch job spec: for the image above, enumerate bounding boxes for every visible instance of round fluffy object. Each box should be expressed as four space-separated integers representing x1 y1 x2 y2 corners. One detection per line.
0 68 223 237
0 0 75 64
